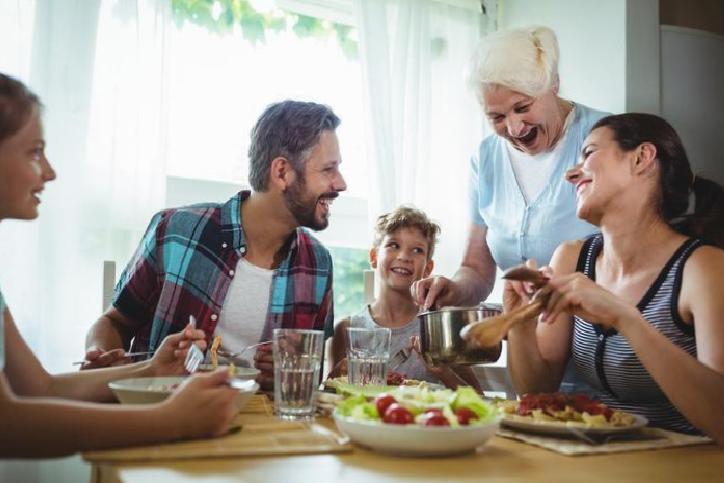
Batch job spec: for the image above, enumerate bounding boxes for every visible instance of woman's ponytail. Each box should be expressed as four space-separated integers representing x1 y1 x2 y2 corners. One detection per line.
683 176 724 248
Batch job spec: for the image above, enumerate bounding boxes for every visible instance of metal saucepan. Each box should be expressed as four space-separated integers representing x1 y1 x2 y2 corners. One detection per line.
418 303 503 366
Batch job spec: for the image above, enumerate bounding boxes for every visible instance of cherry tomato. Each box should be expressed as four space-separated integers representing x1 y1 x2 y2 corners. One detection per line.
423 408 444 417
455 407 479 425
374 393 397 417
422 414 450 427
383 403 414 425
386 371 406 385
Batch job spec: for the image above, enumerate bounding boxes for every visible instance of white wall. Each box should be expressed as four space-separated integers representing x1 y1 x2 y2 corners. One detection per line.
661 26 724 185
497 0 627 114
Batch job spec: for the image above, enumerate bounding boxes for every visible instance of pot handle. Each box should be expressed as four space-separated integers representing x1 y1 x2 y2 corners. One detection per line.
478 301 503 312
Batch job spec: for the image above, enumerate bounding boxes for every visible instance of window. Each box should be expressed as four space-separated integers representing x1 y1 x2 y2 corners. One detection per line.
327 246 369 319
151 1 371 321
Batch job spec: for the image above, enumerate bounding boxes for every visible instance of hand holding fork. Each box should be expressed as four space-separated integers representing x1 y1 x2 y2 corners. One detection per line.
184 315 205 373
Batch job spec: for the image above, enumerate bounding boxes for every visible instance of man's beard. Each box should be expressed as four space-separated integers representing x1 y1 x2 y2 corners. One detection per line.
283 175 335 231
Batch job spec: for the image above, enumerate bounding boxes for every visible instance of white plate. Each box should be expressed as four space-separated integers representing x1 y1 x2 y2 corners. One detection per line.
501 413 648 436
197 364 260 380
109 376 258 412
324 379 445 396
334 412 500 456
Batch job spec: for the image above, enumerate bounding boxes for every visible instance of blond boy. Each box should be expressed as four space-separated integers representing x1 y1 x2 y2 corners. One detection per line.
330 206 479 389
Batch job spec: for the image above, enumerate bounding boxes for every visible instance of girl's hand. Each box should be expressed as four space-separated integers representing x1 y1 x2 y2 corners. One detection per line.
163 369 238 439
542 273 640 330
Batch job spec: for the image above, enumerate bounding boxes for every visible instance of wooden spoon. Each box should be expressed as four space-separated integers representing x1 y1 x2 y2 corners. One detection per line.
502 264 549 289
460 266 551 348
460 299 546 348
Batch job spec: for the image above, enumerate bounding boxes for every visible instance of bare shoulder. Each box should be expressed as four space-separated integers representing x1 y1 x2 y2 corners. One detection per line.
683 244 724 285
549 239 586 275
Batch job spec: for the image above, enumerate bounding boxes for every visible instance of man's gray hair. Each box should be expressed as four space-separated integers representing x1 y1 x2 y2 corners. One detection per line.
248 100 341 191
467 25 559 104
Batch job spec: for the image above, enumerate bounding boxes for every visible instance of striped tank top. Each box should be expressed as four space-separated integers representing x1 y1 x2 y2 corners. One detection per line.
571 234 702 434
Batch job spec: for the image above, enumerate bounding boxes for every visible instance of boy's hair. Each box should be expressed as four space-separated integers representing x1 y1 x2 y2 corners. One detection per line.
373 206 441 259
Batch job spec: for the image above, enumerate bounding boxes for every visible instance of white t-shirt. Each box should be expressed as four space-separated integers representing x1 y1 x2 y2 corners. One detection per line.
507 106 576 204
214 257 274 355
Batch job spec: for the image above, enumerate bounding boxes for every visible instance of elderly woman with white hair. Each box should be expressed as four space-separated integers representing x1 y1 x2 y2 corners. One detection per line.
411 26 608 392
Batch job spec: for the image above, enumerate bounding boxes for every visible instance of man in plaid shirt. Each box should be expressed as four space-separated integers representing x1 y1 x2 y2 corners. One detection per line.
83 101 347 389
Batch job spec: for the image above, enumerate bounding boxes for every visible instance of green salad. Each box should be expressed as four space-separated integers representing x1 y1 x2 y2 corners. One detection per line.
336 386 499 427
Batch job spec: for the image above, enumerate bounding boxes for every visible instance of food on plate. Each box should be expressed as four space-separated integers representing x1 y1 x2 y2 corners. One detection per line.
383 403 415 425
497 392 638 428
210 335 222 368
336 386 498 427
419 409 450 427
325 373 427 391
148 382 181 392
454 407 480 426
374 393 398 416
386 371 407 385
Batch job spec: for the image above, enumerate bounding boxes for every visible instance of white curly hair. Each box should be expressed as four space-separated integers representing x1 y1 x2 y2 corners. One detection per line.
467 25 560 104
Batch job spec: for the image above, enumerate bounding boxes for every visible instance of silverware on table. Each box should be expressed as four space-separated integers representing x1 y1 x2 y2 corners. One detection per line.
72 350 155 366
184 315 205 373
566 427 664 446
387 348 410 372
216 340 272 360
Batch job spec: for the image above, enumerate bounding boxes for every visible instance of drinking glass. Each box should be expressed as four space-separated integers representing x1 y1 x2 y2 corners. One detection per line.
273 328 324 421
346 327 391 385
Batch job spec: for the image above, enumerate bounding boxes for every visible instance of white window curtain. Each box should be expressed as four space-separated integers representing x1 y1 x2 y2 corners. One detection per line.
0 0 171 372
352 0 490 275
0 0 495 374
0 0 105 372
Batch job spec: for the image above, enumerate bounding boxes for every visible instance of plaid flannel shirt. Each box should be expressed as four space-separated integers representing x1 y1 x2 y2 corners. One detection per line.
113 191 334 352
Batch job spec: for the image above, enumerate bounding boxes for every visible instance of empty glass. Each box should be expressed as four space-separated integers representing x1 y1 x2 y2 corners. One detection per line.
273 329 324 421
346 327 391 385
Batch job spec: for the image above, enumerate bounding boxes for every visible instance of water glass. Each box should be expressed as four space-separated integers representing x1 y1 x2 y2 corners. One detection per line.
273 328 324 421
346 327 391 385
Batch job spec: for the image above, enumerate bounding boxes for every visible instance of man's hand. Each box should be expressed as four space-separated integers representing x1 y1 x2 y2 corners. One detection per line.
254 344 274 391
79 347 129 370
150 323 208 376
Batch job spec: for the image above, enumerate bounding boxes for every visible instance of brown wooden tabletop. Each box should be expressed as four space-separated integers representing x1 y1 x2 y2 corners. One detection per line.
88 417 724 483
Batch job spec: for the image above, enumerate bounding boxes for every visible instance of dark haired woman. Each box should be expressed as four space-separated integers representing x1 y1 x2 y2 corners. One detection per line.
501 113 724 443
0 73 239 457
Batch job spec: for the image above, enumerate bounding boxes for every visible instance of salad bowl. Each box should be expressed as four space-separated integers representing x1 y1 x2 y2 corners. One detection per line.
334 413 500 456
332 386 501 456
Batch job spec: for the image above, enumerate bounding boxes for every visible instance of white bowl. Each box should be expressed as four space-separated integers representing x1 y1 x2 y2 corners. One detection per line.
197 364 260 380
109 376 258 412
334 412 500 456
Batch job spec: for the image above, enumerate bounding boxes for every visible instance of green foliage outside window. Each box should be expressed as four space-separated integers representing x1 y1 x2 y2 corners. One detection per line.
328 246 370 321
170 0 358 59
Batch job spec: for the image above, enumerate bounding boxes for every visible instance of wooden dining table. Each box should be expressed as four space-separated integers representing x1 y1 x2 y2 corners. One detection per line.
85 396 724 483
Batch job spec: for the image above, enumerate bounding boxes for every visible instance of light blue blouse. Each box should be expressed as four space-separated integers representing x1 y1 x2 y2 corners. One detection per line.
469 102 609 270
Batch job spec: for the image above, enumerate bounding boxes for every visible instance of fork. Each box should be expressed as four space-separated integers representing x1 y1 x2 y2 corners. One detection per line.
71 350 154 366
184 315 205 373
216 340 272 359
566 427 663 446
388 349 410 372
